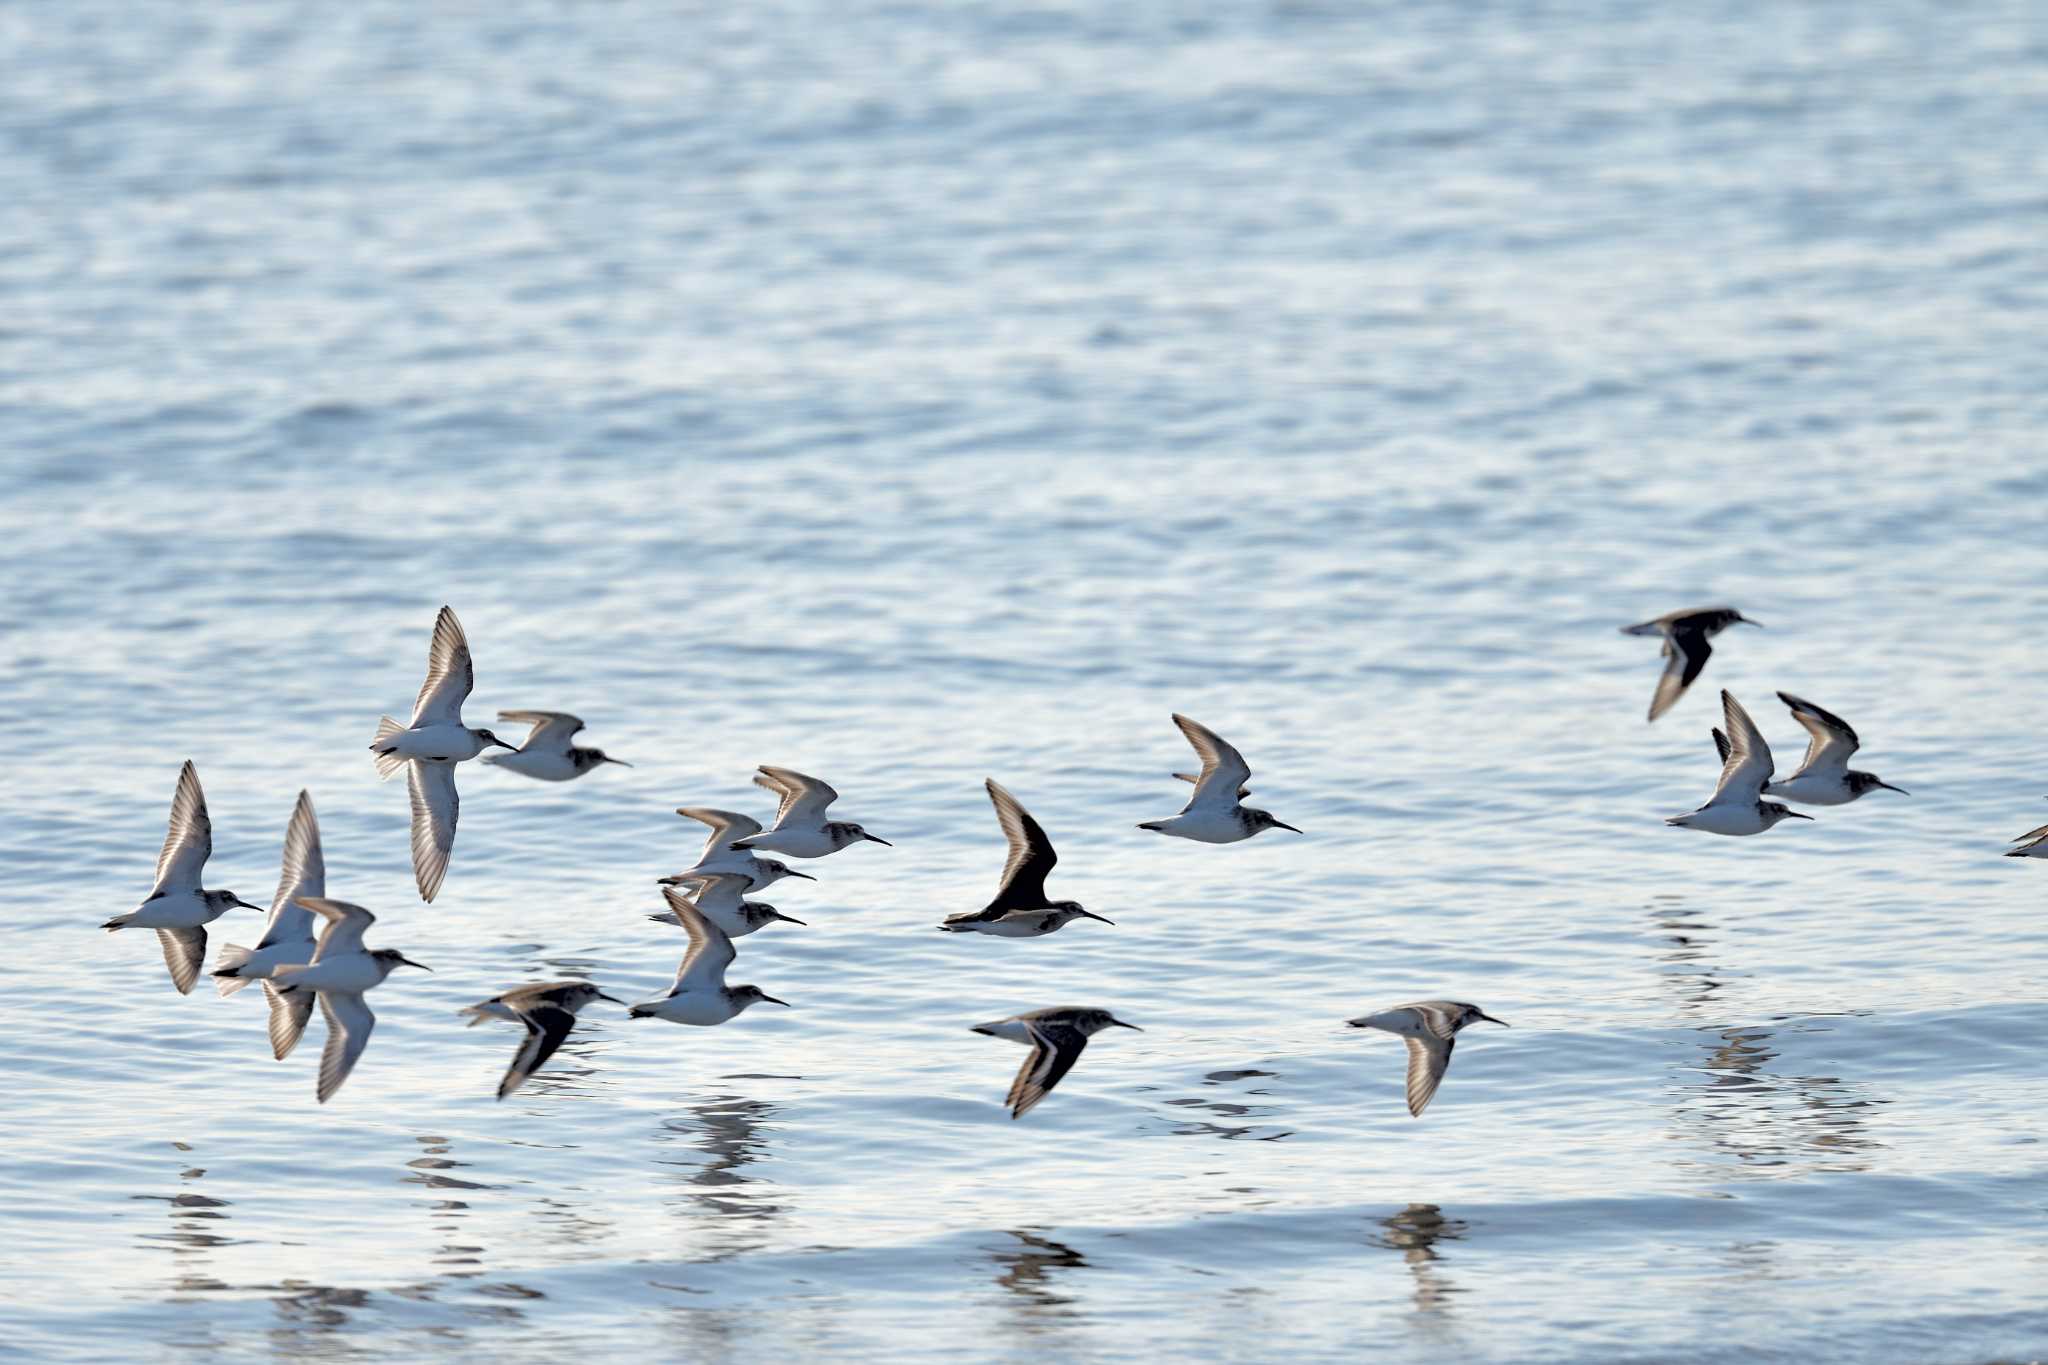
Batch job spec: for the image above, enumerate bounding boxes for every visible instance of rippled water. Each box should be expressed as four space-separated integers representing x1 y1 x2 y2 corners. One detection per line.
5 2 2048 1360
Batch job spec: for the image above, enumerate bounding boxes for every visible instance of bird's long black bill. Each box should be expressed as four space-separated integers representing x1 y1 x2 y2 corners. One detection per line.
1272 820 1304 833
398 957 433 971
1476 1013 1510 1027
603 757 634 767
772 912 808 926
1080 910 1116 925
760 995 792 1007
1878 782 1910 795
595 992 627 1005
863 834 893 846
1110 1019 1143 1030
786 869 818 881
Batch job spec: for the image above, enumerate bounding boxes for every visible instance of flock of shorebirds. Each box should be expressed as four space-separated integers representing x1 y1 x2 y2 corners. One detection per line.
105 602 1995 1120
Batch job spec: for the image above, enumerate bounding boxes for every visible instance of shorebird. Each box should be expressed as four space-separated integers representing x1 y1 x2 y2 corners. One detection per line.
1621 606 1760 722
648 877 805 939
730 766 891 859
459 981 625 1099
210 789 324 1059
482 710 631 782
1667 690 1813 835
940 780 1112 937
1763 692 1908 805
367 606 517 902
102 762 263 995
1138 714 1300 843
660 808 817 892
971 1007 1140 1119
1346 1001 1508 1117
628 891 790 1025
272 898 430 1104
2006 803 2048 858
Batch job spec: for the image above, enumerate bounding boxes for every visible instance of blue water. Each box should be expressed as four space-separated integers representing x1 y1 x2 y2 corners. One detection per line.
4 2 2048 1360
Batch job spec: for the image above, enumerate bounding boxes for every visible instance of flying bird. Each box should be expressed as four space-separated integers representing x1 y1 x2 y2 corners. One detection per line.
1138 715 1300 843
483 711 632 782
367 606 517 901
1346 1001 1508 1117
941 780 1113 937
627 890 790 1025
459 981 625 1099
971 1007 1141 1119
660 807 816 892
102 762 262 994
1620 606 1760 722
2006 802 2048 859
730 767 891 858
272 898 430 1104
210 789 325 1059
1763 692 1908 805
648 875 805 939
1667 690 1813 835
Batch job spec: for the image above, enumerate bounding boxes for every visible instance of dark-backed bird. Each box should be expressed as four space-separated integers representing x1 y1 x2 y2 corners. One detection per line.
459 981 625 1099
941 780 1113 937
971 1007 1141 1119
1620 606 1760 721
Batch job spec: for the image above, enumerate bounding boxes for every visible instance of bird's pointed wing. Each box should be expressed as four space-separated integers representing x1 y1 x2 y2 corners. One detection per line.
156 926 206 995
667 870 749 913
298 897 376 960
152 761 212 895
264 981 315 1060
662 888 736 993
753 766 840 826
676 808 763 861
1006 1021 1091 1118
1175 771 1250 798
985 779 1057 912
1648 628 1714 722
1170 715 1252 811
1777 691 1859 777
258 790 324 951
407 760 459 903
1402 1034 1455 1117
1708 691 1774 804
497 710 583 754
499 1005 579 1099
316 992 376 1104
408 606 475 727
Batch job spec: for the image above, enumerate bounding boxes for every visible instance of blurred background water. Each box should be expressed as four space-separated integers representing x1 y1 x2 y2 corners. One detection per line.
3 1 2047 1360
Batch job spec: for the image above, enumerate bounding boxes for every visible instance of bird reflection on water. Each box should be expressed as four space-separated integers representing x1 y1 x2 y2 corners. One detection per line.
1650 904 1888 1176
1370 1203 1470 1324
132 1144 234 1298
989 1230 1091 1332
654 1093 785 1226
